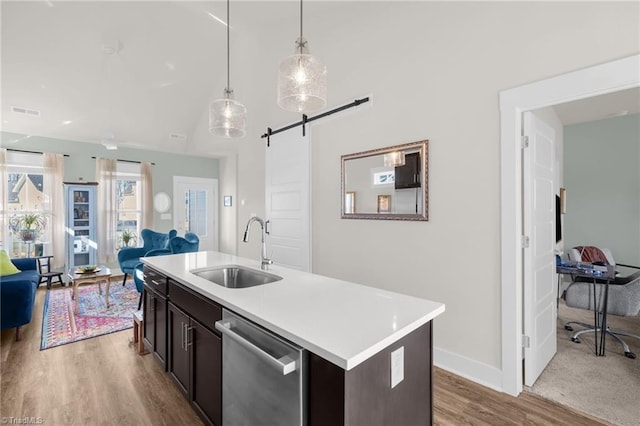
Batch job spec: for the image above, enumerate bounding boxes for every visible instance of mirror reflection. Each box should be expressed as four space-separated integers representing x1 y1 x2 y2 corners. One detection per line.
341 140 428 220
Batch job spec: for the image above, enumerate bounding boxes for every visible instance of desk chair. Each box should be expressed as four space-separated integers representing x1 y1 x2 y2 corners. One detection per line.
564 246 640 358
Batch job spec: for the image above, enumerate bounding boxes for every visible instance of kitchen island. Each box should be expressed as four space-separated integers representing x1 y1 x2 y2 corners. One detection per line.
141 251 445 426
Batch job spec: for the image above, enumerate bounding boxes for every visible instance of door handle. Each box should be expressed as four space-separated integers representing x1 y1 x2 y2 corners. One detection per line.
215 320 297 375
265 220 270 235
185 325 193 350
180 321 185 350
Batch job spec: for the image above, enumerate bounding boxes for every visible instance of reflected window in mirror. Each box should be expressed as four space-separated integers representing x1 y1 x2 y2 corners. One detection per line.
341 140 428 221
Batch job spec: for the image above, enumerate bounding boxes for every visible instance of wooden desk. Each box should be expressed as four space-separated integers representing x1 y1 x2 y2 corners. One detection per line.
67 266 112 314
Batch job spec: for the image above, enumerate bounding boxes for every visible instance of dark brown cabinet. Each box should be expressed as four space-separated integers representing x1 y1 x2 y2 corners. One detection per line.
308 322 433 426
168 303 190 395
143 266 167 368
145 267 434 426
167 280 222 426
394 152 421 189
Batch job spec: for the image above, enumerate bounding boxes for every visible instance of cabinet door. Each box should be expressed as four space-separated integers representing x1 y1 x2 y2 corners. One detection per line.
168 303 190 397
394 152 420 189
191 319 222 426
142 288 155 353
155 294 167 368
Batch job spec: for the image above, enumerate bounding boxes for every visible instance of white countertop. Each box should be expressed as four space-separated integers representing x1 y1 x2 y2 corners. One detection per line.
142 251 445 371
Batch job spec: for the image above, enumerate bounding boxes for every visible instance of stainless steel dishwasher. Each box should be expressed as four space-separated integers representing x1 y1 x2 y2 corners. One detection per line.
215 309 307 426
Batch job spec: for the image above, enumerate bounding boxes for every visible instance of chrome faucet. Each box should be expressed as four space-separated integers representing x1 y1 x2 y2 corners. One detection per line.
243 216 273 270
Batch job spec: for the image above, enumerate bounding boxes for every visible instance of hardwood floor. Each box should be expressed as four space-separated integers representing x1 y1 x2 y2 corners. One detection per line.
434 369 604 425
2 286 605 425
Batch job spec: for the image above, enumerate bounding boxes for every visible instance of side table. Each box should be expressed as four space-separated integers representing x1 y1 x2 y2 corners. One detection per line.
67 266 112 314
557 261 616 356
132 310 147 355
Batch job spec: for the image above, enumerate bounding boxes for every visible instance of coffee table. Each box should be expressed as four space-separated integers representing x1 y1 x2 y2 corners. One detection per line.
67 266 112 314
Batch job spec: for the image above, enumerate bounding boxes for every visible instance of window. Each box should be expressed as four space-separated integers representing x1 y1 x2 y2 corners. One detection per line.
4 151 50 257
372 170 395 186
115 162 141 248
184 189 207 236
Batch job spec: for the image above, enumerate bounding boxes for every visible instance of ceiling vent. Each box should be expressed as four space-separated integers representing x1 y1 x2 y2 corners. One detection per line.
169 132 187 141
11 106 41 117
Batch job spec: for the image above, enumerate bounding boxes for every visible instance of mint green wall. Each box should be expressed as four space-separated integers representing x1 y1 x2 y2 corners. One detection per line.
1 132 219 233
563 114 640 265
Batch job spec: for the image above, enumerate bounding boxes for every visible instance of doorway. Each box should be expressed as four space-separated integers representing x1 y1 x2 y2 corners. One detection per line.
173 176 218 251
499 54 640 396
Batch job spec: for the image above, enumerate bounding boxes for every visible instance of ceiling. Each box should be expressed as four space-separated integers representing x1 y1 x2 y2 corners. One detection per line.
2 1 638 157
1 1 237 155
553 87 640 126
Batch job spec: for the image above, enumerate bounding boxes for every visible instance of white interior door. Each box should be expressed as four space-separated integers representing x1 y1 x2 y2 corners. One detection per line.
523 111 557 386
173 176 218 251
265 129 311 272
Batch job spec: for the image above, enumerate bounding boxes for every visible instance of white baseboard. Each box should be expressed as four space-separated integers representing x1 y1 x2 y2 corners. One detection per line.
434 346 503 393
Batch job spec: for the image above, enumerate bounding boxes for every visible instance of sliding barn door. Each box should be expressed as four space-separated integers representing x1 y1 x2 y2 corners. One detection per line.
265 129 311 272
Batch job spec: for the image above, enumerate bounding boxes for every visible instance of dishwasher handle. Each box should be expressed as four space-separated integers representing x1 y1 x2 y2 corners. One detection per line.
215 320 298 375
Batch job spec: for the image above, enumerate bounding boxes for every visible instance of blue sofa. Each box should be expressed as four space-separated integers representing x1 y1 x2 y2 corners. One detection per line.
117 229 177 286
1 257 39 341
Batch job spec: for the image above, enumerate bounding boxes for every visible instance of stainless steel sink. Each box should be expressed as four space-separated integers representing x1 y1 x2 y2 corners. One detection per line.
192 265 282 289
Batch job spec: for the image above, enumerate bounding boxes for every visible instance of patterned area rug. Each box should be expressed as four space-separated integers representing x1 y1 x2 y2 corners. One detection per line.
41 280 140 350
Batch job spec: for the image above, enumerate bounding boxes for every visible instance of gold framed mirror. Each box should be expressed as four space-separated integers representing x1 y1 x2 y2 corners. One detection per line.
341 140 429 221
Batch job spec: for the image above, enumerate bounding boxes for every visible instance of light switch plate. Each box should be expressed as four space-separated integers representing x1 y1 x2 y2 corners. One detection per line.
391 346 404 388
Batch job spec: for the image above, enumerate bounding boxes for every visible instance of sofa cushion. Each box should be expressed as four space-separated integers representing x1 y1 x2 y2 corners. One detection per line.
0 250 20 276
1 269 40 285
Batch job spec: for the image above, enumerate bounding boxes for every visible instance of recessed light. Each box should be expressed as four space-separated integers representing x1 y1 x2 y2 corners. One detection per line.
62 120 72 125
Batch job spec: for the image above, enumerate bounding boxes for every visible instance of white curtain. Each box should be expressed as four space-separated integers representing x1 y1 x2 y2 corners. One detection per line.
96 158 117 263
140 162 153 229
0 149 8 252
43 153 65 268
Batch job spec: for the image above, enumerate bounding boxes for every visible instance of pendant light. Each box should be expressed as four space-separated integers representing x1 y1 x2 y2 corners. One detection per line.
384 151 406 167
277 0 327 113
209 0 246 138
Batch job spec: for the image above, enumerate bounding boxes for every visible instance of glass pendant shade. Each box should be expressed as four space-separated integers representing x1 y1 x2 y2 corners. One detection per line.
278 38 327 113
209 89 246 138
384 151 406 167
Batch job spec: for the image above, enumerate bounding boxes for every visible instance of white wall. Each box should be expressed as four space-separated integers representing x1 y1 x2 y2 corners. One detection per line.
191 1 639 384
564 114 640 265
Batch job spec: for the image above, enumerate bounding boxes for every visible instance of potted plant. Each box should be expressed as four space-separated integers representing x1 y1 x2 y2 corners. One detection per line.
121 229 137 247
9 212 46 242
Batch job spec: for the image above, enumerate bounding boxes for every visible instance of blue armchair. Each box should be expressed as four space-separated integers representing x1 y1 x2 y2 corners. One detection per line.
117 228 177 286
1 257 39 341
132 233 199 309
169 232 200 254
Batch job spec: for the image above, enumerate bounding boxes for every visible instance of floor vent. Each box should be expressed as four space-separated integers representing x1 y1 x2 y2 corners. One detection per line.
11 106 41 117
